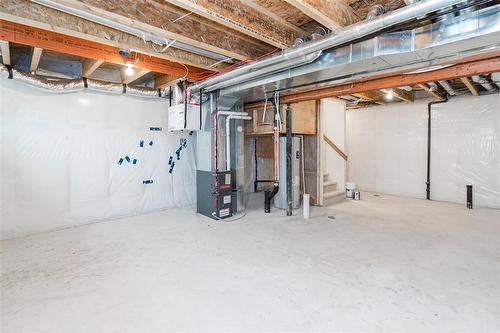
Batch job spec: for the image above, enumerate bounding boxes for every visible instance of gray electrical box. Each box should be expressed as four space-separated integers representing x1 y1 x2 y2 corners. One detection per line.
275 136 301 210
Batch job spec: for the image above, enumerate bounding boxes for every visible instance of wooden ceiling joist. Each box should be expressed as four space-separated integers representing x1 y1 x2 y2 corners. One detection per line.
29 47 43 72
0 19 208 80
418 83 445 100
121 68 150 85
165 0 299 48
1 0 225 71
245 55 500 109
82 59 104 77
460 77 479 96
353 91 386 105
69 0 272 60
284 0 359 30
154 74 177 89
392 88 414 103
0 40 10 65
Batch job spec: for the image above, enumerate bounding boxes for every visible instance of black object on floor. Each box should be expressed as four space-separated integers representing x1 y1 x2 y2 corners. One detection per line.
467 185 473 209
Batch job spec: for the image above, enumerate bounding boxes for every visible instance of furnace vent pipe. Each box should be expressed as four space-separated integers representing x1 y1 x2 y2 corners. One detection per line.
0 65 166 98
189 0 466 93
224 112 251 171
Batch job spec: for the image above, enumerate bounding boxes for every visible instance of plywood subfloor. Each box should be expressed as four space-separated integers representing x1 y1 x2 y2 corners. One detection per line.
1 193 499 332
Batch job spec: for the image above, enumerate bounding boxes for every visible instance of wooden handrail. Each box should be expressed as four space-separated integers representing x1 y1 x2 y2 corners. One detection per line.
323 135 348 161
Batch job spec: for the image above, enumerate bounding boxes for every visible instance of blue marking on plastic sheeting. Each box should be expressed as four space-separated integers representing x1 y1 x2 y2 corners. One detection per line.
118 158 124 165
180 138 188 148
149 140 154 146
140 140 144 147
125 156 131 162
149 127 162 131
133 159 137 165
176 147 182 160
143 180 154 184
168 156 173 165
169 162 175 174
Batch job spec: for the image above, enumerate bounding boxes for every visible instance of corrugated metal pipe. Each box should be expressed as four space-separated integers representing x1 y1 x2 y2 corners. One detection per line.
366 5 385 20
472 75 496 91
189 0 466 93
0 64 167 98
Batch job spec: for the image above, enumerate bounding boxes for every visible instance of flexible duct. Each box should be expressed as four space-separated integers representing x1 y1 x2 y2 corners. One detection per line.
189 0 466 93
472 75 496 91
0 65 165 98
367 5 385 20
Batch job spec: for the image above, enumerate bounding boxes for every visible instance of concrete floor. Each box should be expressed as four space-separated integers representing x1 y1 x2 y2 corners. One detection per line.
1 193 500 332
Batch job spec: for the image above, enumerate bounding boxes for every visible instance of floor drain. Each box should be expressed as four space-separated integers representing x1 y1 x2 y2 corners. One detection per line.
328 216 336 220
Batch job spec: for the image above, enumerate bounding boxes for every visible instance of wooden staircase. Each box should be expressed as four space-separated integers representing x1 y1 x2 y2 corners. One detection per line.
323 173 345 205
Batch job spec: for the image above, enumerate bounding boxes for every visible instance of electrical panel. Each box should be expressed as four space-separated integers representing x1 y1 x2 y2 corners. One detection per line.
168 103 201 132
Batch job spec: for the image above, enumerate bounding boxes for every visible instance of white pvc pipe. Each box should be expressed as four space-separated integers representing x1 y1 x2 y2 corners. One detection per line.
303 194 310 219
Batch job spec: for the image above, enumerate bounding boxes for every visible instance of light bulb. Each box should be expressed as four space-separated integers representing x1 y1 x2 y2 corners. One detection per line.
385 89 394 101
125 63 134 76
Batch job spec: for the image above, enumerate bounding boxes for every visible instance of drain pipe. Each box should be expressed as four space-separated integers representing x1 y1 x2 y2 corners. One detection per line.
426 94 449 200
264 97 282 213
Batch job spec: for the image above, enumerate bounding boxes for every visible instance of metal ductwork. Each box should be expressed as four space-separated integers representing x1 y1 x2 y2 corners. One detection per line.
222 3 500 101
472 75 496 91
189 0 470 94
0 65 166 98
438 80 457 96
367 5 385 20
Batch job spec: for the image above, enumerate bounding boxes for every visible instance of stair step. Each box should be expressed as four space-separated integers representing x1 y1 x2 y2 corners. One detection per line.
323 190 346 205
323 180 337 187
324 190 344 199
323 173 330 182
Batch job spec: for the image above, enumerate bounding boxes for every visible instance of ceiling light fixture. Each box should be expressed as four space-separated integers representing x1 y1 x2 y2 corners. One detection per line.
125 62 134 76
385 88 394 101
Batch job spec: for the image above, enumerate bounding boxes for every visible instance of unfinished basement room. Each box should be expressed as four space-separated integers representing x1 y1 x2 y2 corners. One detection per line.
1 0 499 332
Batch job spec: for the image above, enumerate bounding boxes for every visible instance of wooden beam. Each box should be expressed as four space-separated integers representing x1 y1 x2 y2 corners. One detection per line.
154 74 177 89
460 77 479 96
3 1 235 71
81 59 103 77
392 89 414 103
29 47 43 72
47 0 270 60
1 3 224 71
283 0 358 30
165 0 299 49
121 68 150 85
0 19 209 80
245 0 306 35
245 55 500 108
353 91 386 105
0 40 10 65
418 83 445 100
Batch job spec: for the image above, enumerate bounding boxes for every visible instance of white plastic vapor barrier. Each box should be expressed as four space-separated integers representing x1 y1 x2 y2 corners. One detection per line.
1 79 196 240
346 94 500 209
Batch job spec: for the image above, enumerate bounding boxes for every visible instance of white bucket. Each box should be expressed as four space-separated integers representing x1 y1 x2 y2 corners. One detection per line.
346 182 357 199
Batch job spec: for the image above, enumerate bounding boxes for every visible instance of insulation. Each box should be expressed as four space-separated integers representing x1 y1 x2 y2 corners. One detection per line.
1 79 195 239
